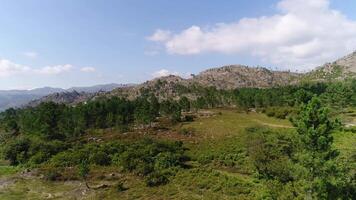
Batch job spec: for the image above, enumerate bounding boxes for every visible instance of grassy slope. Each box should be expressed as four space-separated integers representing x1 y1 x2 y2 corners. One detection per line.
0 109 354 200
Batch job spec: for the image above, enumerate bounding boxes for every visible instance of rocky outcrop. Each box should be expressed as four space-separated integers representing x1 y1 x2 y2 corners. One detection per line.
304 51 356 81
27 91 96 107
191 65 300 89
335 51 356 73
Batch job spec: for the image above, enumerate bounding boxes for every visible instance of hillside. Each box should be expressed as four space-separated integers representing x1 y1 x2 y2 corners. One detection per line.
108 65 300 101
26 90 97 107
0 87 65 111
192 65 300 89
303 51 356 81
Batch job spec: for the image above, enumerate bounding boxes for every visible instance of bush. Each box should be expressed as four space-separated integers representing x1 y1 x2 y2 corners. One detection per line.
50 150 86 167
178 127 196 136
28 151 51 165
115 181 128 192
43 166 62 181
265 107 295 119
3 137 31 165
183 115 195 122
246 127 299 182
89 151 111 166
145 171 169 187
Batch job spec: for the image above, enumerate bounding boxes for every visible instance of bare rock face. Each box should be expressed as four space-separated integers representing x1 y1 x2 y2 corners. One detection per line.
335 51 356 73
108 65 300 101
305 51 356 81
191 65 300 89
109 75 190 100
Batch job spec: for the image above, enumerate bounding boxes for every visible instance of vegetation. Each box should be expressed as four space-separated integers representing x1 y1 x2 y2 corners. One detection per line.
0 79 355 199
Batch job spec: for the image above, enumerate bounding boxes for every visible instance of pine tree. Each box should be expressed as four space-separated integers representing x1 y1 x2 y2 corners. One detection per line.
293 97 348 199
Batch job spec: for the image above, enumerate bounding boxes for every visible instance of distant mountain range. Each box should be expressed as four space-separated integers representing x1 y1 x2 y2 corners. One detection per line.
2 51 356 111
0 83 130 111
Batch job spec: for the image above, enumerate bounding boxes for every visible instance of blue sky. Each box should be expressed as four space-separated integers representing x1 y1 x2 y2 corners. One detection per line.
0 0 356 89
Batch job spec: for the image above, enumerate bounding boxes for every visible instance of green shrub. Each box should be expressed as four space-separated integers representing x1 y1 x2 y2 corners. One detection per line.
178 127 196 136
89 151 111 166
115 181 128 192
183 115 195 122
49 150 86 167
28 151 51 165
246 127 299 182
265 107 295 119
145 171 169 187
3 137 31 165
43 166 62 181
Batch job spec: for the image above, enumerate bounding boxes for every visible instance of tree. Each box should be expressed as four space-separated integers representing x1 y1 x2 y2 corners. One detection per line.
78 160 90 189
160 100 181 122
293 97 351 199
3 108 19 133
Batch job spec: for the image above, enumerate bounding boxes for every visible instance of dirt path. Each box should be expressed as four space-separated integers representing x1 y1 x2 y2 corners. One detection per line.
252 119 294 129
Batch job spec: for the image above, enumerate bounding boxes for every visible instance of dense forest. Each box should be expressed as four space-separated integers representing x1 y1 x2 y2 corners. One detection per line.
0 79 355 199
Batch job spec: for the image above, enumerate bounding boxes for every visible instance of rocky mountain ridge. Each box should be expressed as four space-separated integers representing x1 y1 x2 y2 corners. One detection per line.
14 51 356 108
106 65 300 101
192 65 300 89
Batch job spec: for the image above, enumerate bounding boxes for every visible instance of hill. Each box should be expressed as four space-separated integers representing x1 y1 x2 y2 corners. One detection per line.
107 65 300 101
192 65 300 89
303 51 356 81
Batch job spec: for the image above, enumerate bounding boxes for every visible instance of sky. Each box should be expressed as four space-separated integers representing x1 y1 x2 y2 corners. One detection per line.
0 0 356 90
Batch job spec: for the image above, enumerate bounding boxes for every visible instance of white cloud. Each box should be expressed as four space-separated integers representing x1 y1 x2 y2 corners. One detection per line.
23 51 38 59
0 59 75 77
0 59 31 77
152 69 192 79
152 69 179 78
147 29 172 42
35 64 73 75
80 67 96 73
148 0 356 70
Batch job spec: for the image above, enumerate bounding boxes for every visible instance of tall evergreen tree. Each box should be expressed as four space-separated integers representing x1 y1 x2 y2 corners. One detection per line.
293 97 353 199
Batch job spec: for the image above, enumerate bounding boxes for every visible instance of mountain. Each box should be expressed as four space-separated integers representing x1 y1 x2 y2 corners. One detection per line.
0 87 65 111
106 65 300 101
31 65 300 105
334 51 356 73
192 65 300 89
67 83 132 93
15 51 356 108
303 51 356 81
26 90 98 107
0 83 126 111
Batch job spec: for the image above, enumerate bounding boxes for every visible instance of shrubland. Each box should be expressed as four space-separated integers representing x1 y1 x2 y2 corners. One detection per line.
0 79 355 199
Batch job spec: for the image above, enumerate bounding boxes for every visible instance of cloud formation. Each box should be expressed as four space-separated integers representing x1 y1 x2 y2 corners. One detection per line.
80 67 96 73
147 29 172 42
148 0 356 70
35 64 73 75
152 69 192 79
0 59 79 77
0 59 31 77
152 69 179 78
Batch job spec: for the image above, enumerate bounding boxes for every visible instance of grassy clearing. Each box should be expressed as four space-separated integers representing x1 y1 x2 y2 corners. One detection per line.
0 160 21 177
